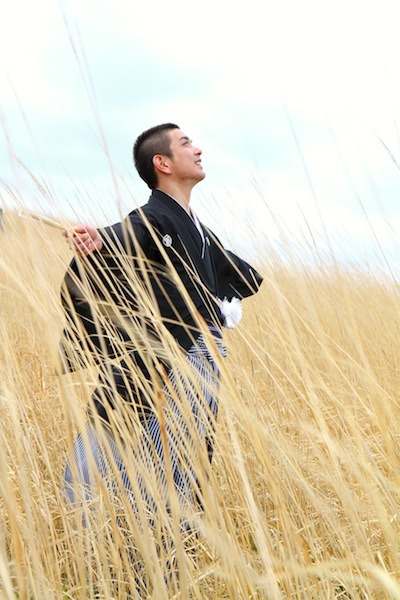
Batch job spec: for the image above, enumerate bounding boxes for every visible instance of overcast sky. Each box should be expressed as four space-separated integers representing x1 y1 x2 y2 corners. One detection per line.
1 0 400 267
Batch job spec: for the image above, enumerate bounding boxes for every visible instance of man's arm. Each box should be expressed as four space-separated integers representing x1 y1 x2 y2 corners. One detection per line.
59 214 153 372
62 211 153 257
206 228 263 299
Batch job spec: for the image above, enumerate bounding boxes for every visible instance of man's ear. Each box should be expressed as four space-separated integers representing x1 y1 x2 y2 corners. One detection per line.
153 155 171 176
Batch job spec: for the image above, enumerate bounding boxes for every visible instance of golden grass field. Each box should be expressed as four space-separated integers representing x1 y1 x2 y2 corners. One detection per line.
1 209 400 599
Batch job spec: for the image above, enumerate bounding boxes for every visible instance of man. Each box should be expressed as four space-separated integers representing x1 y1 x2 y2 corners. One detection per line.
61 123 263 524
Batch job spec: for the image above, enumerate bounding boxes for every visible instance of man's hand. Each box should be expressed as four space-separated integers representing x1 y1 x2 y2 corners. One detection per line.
62 224 103 256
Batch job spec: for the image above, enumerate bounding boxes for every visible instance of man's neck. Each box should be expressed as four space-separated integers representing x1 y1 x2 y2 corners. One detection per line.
156 182 192 214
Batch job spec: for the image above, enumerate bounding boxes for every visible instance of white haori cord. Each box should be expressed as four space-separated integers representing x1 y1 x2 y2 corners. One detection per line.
218 297 242 329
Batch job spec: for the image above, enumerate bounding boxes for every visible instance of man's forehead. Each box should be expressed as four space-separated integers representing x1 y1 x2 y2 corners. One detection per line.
170 128 189 142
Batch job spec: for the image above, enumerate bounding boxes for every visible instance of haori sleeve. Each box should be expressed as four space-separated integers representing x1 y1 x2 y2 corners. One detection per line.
58 213 153 372
59 255 108 372
208 229 263 300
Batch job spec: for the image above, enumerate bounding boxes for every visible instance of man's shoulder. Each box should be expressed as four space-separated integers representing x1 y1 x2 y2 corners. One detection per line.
124 192 164 223
124 203 156 226
124 191 181 228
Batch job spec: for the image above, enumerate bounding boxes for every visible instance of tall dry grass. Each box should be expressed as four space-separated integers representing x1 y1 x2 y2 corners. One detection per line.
1 208 400 599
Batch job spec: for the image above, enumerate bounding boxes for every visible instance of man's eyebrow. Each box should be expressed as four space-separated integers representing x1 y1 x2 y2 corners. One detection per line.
179 136 191 143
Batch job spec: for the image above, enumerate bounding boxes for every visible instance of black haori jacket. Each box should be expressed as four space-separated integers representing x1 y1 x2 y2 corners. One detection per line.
60 189 263 372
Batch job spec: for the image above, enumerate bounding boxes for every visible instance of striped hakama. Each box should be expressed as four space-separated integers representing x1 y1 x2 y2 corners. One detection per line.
63 329 226 519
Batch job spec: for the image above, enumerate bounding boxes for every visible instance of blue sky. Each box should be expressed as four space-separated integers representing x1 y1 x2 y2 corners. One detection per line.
1 0 400 266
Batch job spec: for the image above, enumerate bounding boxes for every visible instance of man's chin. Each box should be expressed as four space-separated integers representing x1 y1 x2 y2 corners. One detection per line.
192 171 206 186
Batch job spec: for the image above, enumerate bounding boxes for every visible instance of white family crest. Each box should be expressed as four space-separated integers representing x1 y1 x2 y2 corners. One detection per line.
162 234 172 247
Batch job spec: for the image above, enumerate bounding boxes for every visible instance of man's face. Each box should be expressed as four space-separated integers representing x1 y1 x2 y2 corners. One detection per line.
166 129 205 184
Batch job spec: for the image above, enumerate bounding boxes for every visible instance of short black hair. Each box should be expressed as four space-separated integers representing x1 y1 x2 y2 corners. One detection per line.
133 123 179 189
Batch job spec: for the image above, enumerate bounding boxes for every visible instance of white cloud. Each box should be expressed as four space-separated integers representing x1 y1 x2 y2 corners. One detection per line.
1 0 400 266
